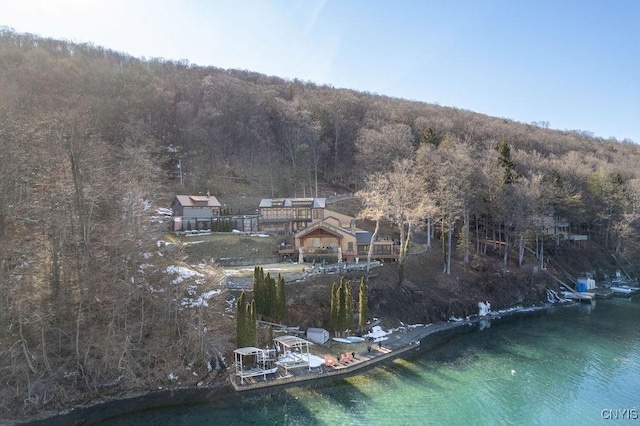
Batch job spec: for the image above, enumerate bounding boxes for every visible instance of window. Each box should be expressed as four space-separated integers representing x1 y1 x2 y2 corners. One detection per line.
374 244 391 255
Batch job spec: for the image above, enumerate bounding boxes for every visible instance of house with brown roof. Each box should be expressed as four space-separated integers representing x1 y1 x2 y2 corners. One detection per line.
171 195 221 231
258 196 398 263
294 221 398 263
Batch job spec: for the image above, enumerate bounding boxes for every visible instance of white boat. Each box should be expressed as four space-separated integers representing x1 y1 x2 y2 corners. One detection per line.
610 285 639 296
332 336 365 344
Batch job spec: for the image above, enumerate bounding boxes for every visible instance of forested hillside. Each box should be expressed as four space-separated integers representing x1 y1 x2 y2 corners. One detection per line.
2 28 640 419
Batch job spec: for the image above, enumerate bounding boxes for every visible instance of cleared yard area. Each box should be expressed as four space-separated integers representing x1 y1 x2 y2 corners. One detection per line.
224 262 307 278
166 233 287 264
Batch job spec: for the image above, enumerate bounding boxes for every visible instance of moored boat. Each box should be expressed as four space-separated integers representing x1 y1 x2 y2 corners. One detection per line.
609 285 639 296
332 336 365 344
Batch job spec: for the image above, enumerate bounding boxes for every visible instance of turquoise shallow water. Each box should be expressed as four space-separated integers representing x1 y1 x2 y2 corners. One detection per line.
87 298 640 425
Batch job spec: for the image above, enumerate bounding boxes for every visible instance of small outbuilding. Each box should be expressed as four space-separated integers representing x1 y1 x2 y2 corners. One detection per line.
171 194 221 231
306 327 330 345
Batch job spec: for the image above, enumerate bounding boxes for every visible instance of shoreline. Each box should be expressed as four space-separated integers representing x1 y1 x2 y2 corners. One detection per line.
15 302 562 425
230 303 555 392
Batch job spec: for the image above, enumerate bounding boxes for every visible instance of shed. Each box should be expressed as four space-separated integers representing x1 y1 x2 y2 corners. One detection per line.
306 327 330 345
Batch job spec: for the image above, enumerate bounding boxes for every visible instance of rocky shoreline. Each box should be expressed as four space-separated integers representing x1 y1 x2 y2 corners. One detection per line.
14 302 563 425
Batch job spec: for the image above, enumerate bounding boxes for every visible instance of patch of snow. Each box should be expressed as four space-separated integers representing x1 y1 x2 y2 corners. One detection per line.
496 306 523 314
407 323 425 329
180 289 221 308
448 316 464 322
364 325 390 342
143 200 152 212
231 229 270 237
225 296 236 313
157 207 172 216
168 373 178 381
166 265 204 285
143 252 153 259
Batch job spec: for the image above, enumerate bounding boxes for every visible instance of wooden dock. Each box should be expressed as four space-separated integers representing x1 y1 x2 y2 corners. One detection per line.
560 291 595 302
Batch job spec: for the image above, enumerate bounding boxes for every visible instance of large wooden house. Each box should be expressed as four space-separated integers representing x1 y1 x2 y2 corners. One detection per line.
294 224 397 263
287 206 398 263
258 197 326 234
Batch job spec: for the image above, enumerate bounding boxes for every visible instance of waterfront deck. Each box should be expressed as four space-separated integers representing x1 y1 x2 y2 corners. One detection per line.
230 338 420 391
230 309 552 392
560 291 596 302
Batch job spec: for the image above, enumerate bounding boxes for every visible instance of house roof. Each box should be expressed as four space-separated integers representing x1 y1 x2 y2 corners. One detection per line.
273 335 313 348
356 231 372 243
295 220 354 240
174 195 221 208
259 197 326 208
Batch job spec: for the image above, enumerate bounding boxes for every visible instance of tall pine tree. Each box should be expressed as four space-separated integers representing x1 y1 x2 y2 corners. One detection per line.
246 299 257 347
274 274 286 322
264 272 274 320
252 266 264 319
497 139 517 184
329 278 355 336
236 291 257 348
330 282 339 334
337 278 346 334
343 279 354 333
236 291 247 347
358 277 368 332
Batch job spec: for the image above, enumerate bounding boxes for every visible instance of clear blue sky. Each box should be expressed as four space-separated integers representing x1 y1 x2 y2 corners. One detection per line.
2 0 639 142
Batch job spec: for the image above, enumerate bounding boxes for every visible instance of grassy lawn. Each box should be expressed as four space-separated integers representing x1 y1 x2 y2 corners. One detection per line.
166 233 286 263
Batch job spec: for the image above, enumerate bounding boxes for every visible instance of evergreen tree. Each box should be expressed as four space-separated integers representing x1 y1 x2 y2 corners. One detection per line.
274 273 286 322
236 291 247 347
258 266 265 312
267 326 274 349
344 279 354 332
264 272 274 319
252 266 264 318
236 291 257 348
337 278 346 334
246 299 257 347
420 126 439 147
498 139 517 184
330 282 339 334
329 277 357 335
358 277 368 331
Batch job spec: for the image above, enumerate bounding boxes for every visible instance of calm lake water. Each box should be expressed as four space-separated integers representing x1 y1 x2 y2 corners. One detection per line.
64 297 640 425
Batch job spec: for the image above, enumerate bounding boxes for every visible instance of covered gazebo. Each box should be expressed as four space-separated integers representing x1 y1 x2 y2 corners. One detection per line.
233 347 277 384
273 335 313 373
